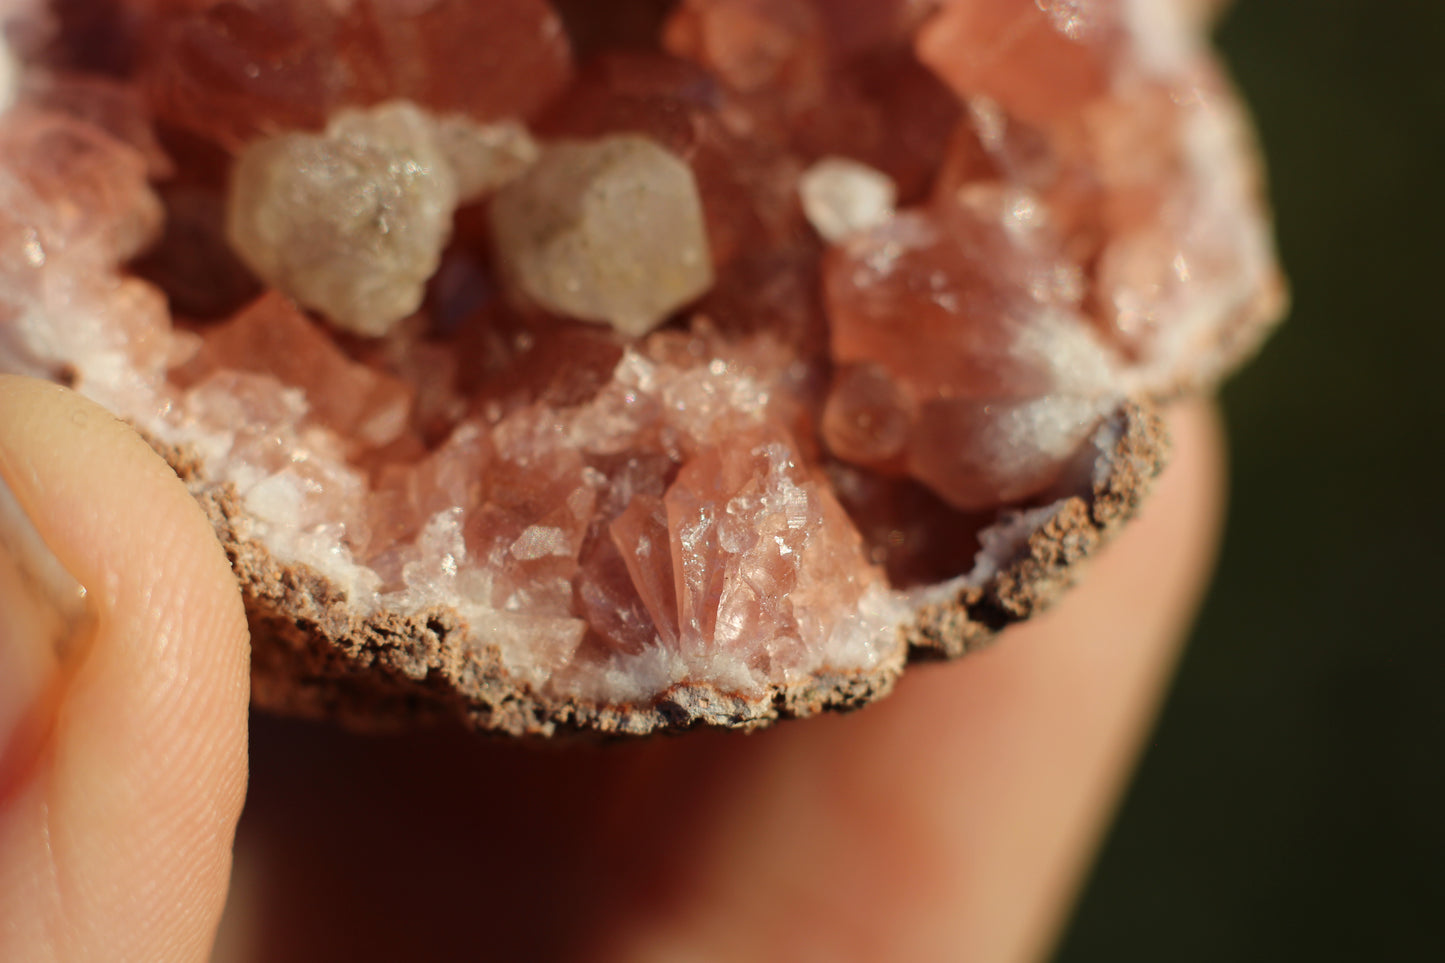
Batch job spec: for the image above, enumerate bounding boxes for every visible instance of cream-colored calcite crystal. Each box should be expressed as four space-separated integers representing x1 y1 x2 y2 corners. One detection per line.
227 101 539 337
489 134 715 337
227 101 459 337
799 156 898 242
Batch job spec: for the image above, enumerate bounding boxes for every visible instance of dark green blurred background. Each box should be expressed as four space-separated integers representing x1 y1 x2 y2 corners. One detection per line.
1055 2 1444 960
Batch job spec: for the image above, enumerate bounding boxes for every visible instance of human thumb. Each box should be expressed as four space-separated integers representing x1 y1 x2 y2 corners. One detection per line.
0 376 249 961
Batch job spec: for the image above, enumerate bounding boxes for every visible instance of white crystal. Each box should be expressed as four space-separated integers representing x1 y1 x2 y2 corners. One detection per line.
226 101 458 337
432 115 539 203
489 135 714 337
799 156 898 242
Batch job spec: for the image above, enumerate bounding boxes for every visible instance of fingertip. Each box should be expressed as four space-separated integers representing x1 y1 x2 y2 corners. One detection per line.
0 377 250 962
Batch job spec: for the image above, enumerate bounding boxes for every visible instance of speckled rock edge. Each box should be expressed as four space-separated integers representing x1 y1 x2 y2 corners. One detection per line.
148 397 1167 738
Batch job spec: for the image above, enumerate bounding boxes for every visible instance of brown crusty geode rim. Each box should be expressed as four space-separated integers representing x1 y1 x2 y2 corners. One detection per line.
146 396 1167 738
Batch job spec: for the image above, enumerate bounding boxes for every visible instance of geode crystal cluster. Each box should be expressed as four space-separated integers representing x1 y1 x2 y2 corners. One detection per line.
0 0 1283 735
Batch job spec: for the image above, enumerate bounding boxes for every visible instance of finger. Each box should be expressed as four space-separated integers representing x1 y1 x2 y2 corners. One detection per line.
587 400 1226 962
0 376 251 963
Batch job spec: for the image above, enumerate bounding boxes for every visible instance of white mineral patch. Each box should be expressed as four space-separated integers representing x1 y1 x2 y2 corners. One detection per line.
511 525 572 560
1121 0 1200 76
986 393 1114 469
1010 308 1118 393
799 157 897 242
816 581 911 673
489 135 714 337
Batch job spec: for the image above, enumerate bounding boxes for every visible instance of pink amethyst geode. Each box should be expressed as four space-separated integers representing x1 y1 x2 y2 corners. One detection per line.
0 0 1283 735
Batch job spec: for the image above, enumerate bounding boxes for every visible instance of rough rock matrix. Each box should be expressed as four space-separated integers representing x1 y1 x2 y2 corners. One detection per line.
0 0 1283 735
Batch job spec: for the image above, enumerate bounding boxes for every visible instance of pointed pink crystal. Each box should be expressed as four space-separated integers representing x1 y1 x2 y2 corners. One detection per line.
183 292 414 449
610 493 678 648
662 424 877 671
365 421 493 564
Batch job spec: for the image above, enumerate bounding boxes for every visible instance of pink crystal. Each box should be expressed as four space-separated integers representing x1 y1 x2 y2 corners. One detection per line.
0 104 161 261
821 363 912 467
609 493 677 648
661 423 875 671
916 0 1119 127
145 0 362 148
366 423 492 561
812 0 935 59
145 0 571 149
823 188 1117 508
19 72 173 177
0 95 173 384
357 0 573 122
181 291 414 449
791 45 963 203
663 0 827 102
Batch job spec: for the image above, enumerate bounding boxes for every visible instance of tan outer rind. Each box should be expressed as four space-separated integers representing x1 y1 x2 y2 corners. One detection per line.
148 398 1167 738
902 400 1168 660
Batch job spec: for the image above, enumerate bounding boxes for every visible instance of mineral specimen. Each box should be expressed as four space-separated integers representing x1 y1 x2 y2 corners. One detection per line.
0 0 1284 735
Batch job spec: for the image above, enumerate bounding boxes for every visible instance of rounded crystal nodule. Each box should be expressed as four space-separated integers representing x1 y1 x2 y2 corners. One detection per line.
489 134 715 338
226 101 458 337
799 156 898 242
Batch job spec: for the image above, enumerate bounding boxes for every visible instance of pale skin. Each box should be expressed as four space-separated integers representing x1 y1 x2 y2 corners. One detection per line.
0 374 1225 962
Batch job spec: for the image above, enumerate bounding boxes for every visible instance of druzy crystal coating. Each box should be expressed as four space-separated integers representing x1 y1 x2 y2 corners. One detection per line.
0 0 1282 706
